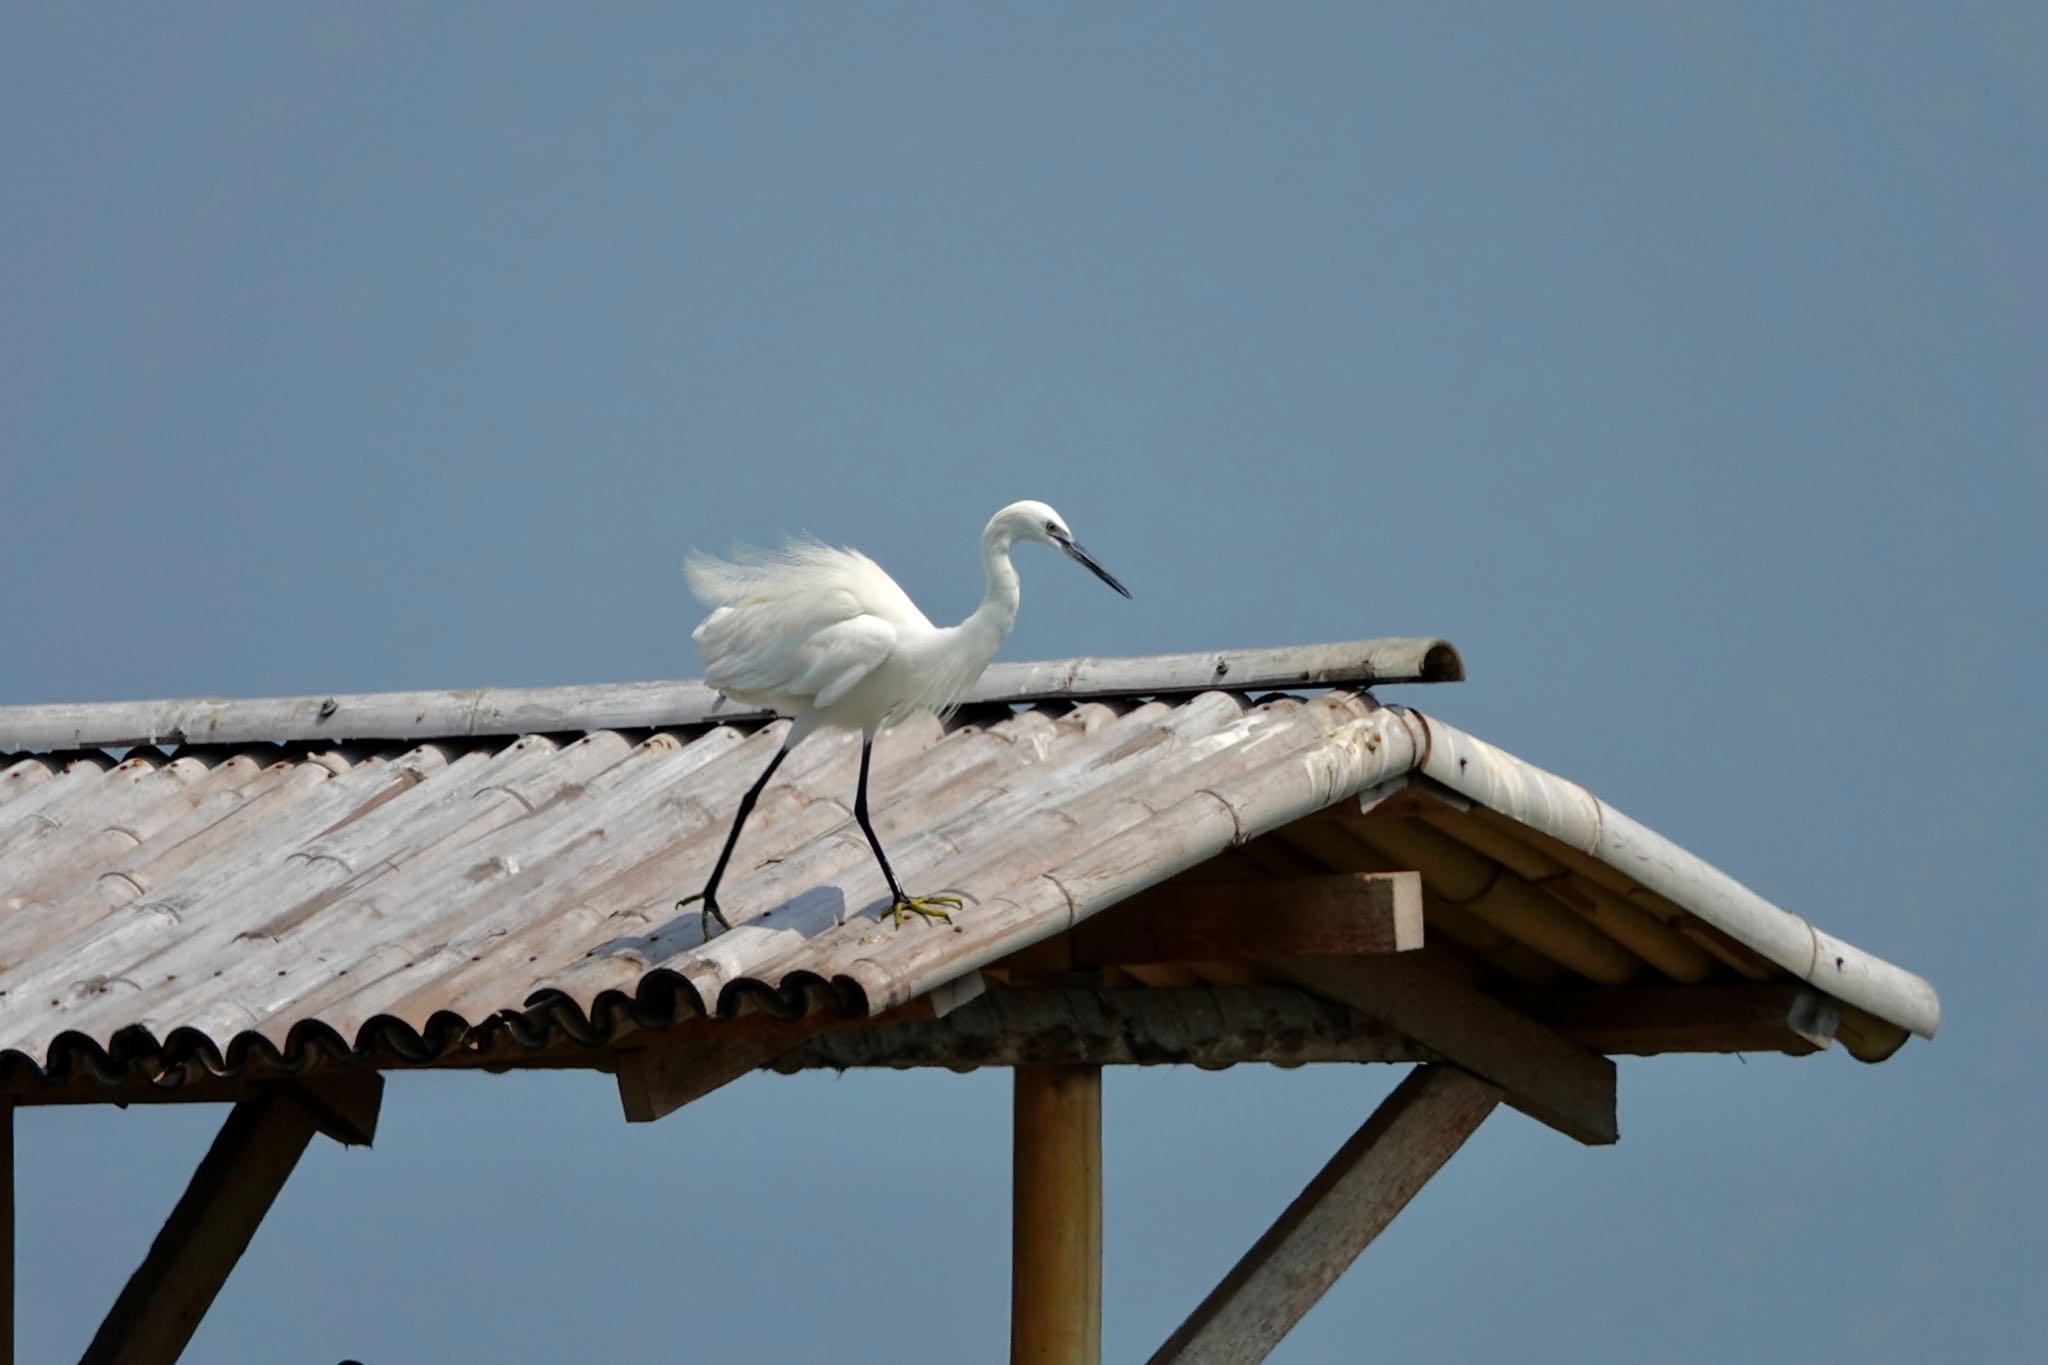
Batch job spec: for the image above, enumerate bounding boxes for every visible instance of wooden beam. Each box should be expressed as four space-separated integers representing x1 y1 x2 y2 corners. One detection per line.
778 987 1427 1071
81 1085 344 1365
1012 1065 1102 1365
1507 984 1841 1056
616 1025 811 1124
1280 958 1617 1145
1070 872 1423 966
1146 1064 1500 1365
614 997 948 1123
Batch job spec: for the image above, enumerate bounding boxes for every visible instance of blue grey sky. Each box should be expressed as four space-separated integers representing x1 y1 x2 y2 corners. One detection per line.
3 5 2041 1361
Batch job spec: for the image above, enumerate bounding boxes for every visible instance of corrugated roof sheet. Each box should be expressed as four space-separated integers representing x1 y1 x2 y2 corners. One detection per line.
0 656 1939 1094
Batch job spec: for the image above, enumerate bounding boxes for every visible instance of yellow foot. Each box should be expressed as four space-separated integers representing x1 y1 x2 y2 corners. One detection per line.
676 891 731 938
887 893 962 928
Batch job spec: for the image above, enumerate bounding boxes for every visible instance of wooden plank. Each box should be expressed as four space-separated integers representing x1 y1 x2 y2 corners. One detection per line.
1146 1064 1500 1365
81 1089 323 1365
1070 872 1423 966
1507 984 1840 1056
779 987 1427 1071
0 638 1462 751
1012 1065 1102 1365
1280 957 1617 1145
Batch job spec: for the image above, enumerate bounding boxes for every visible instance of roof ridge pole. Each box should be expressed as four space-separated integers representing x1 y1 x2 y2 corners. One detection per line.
1011 1064 1102 1365
1144 1063 1501 1365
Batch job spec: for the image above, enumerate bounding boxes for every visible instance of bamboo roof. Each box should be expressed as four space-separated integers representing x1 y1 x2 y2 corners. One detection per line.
0 639 1937 1108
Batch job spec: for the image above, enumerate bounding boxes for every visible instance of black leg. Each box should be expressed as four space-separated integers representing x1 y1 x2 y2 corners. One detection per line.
678 743 789 935
852 737 908 902
852 738 959 927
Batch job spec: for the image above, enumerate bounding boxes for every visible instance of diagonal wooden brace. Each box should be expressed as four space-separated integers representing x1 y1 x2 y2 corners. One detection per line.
1146 1063 1501 1365
80 1075 382 1365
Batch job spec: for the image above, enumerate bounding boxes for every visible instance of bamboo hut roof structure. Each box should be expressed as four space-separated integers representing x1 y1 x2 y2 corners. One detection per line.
0 638 1939 1364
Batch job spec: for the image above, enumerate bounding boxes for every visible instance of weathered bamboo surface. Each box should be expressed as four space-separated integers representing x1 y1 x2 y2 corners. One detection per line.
0 637 1463 752
0 672 1939 1095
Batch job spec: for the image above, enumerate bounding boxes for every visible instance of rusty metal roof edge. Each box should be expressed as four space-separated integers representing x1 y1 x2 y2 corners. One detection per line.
0 638 1463 753
1393 706 1941 1050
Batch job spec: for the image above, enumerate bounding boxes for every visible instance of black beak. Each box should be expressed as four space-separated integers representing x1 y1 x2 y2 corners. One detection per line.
1056 534 1132 599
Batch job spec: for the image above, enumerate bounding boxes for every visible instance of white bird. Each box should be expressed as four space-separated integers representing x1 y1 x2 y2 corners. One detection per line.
678 499 1131 936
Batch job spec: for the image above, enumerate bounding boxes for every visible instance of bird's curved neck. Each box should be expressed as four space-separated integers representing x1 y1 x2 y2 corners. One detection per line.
960 532 1021 643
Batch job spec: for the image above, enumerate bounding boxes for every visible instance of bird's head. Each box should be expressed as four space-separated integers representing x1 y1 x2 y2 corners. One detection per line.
988 500 1132 599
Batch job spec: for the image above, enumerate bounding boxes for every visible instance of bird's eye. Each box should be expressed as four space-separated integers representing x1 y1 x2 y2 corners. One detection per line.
1045 521 1058 534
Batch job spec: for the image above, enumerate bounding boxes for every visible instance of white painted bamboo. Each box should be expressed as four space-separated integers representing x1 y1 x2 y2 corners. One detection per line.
710 694 1339 1001
1355 819 1646 985
1408 803 1719 982
0 638 1462 752
533 695 1237 1009
120 737 636 1047
8 775 421 1056
846 705 1424 1014
1268 813 1566 985
0 755 296 976
192 731 730 1049
1 682 1941 1077
1400 708 1940 1047
391 713 1036 1019
0 756 110 858
291 719 894 1039
1461 806 1779 980
0 756 211 904
0 756 55 809
0 755 371 1014
6 752 426 1051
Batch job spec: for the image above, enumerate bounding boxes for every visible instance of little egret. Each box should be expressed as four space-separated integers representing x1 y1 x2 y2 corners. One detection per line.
677 499 1131 936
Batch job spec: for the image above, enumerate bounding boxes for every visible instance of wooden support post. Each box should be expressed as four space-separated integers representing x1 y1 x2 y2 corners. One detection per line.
81 1077 382 1365
2 1102 12 1365
1012 1065 1102 1365
1146 1064 1501 1365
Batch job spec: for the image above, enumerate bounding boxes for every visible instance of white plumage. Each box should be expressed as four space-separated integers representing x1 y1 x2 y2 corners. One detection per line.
678 499 1130 936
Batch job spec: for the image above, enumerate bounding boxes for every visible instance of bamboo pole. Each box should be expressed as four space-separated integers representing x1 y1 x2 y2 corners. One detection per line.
1012 1065 1102 1365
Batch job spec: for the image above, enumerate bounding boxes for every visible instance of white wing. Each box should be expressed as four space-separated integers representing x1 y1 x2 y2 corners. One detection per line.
686 537 930 711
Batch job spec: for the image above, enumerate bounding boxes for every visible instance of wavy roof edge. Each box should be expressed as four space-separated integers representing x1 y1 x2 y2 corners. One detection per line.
0 638 1463 753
